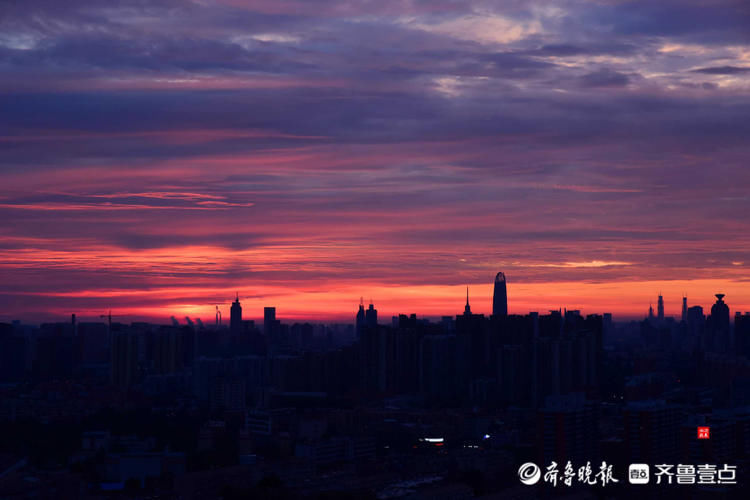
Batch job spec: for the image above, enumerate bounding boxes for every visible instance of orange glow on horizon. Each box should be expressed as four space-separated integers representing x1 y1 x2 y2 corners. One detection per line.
19 279 750 325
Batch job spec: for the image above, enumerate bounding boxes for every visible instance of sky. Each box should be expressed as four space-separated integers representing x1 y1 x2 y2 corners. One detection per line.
1 0 750 324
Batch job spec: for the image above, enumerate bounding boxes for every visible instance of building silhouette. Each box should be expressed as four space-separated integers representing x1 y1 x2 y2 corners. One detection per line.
710 294 730 331
110 329 138 388
537 393 598 465
492 272 508 317
230 293 242 336
151 327 185 374
682 296 688 323
365 301 377 328
657 293 665 323
624 400 683 463
355 298 365 337
709 293 730 352
264 307 277 336
687 305 705 348
736 312 750 358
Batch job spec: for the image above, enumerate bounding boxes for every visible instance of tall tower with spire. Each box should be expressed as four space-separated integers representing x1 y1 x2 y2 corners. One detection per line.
492 272 508 317
464 286 472 315
657 293 664 323
356 297 365 337
682 296 688 323
230 292 242 335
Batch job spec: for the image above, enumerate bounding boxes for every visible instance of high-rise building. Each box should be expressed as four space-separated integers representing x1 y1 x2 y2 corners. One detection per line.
365 301 377 327
682 296 688 323
36 322 77 381
0 324 27 382
709 294 731 352
687 305 705 348
710 294 730 331
111 330 138 388
355 298 365 337
152 327 184 374
736 312 750 358
537 393 599 465
230 293 242 336
264 307 276 336
657 293 664 323
420 331 462 406
210 377 246 414
492 272 508 317
603 313 613 338
464 287 472 316
687 305 704 325
624 400 683 463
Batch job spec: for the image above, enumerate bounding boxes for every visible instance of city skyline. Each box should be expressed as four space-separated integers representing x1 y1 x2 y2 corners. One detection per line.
2 0 750 322
2 273 743 325
4 2 750 496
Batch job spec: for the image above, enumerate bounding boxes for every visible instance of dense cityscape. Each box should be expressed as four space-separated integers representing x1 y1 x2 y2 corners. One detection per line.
1 273 749 498
5 0 750 497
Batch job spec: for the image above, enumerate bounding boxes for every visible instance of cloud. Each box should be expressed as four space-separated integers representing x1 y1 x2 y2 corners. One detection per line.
586 0 750 44
691 65 750 74
2 0 750 320
579 68 631 88
526 42 639 57
525 261 633 268
0 191 254 212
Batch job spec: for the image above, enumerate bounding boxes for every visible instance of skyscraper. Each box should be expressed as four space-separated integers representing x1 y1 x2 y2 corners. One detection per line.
709 293 730 352
356 298 365 337
464 286 472 315
687 305 705 348
365 301 377 327
624 400 682 463
230 293 242 336
264 306 276 336
710 294 730 331
736 312 750 358
492 272 508 317
657 293 664 323
110 330 138 389
537 393 599 465
681 296 688 323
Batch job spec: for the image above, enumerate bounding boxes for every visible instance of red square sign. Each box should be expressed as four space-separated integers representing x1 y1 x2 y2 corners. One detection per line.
698 427 710 439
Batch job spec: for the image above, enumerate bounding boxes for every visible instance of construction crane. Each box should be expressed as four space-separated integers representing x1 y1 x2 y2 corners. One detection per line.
98 310 119 330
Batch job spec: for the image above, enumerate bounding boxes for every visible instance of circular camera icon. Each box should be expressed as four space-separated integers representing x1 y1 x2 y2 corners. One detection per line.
518 462 541 485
